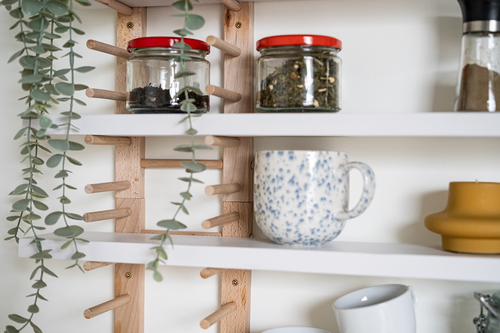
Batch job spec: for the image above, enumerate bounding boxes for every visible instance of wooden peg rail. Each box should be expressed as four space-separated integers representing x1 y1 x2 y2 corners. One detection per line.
205 135 240 147
85 181 131 194
84 294 131 319
202 212 240 229
200 268 226 279
85 135 132 146
84 208 132 223
220 0 241 12
206 35 241 57
206 85 241 103
205 183 241 196
94 0 133 15
86 39 132 59
86 88 127 102
83 261 113 271
141 159 223 169
200 302 237 329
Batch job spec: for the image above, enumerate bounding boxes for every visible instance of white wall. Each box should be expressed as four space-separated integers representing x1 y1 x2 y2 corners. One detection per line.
0 0 499 332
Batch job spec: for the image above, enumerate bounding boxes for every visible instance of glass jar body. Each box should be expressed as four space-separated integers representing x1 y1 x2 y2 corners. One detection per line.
455 32 500 112
256 45 341 112
126 47 210 114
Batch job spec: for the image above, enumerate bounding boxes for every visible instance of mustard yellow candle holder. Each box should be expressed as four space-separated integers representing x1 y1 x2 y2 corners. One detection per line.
425 182 500 254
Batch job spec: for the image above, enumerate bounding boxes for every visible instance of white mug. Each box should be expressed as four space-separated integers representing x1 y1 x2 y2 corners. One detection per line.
254 150 375 246
332 284 417 333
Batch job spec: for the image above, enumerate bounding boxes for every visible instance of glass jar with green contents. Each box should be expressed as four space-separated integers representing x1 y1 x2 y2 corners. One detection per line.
256 34 342 112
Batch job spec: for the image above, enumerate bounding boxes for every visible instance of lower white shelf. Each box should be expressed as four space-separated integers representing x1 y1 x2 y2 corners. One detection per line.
19 232 500 283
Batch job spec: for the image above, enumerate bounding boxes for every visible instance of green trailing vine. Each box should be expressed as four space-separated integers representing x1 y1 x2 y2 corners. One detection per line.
147 0 209 282
3 0 92 331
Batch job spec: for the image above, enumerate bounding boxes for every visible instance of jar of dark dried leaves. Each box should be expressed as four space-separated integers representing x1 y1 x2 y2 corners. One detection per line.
126 37 210 114
256 34 342 112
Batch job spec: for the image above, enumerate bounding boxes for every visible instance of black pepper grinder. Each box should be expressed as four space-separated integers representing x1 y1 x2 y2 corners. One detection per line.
455 0 500 112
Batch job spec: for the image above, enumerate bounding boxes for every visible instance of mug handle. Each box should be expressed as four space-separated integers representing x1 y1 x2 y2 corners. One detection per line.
336 162 376 220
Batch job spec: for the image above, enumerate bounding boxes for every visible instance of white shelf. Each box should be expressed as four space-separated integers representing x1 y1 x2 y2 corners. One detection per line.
31 113 500 137
19 231 500 283
115 0 308 7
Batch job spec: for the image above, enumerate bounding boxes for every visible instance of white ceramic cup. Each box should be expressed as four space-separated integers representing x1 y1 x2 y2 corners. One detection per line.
254 150 375 246
332 284 417 333
262 328 330 333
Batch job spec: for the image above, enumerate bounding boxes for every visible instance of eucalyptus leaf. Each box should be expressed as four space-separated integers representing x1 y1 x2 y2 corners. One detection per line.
74 66 94 73
71 252 85 260
45 211 62 225
27 304 39 313
55 82 74 96
30 321 43 333
8 314 28 324
193 144 212 150
54 170 68 178
39 116 52 129
180 161 206 173
46 154 64 167
185 14 205 30
8 49 24 63
178 177 204 184
65 212 84 220
19 74 42 83
21 0 44 16
172 0 193 11
153 270 163 282
13 127 28 140
30 250 52 260
33 200 48 211
75 0 91 6
61 240 72 249
9 184 29 195
31 185 48 198
48 139 69 152
180 191 192 200
30 45 46 54
173 28 193 37
30 266 41 280
46 0 68 15
41 266 58 278
54 225 84 238
180 102 197 113
184 127 198 135
68 141 85 151
66 155 82 166
174 70 195 79
30 89 51 102
157 247 168 260
5 325 19 333
12 199 30 212
157 219 187 230
173 145 193 152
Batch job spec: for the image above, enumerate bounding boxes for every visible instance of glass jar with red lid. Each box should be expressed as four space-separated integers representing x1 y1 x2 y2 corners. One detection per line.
256 34 342 112
126 36 210 114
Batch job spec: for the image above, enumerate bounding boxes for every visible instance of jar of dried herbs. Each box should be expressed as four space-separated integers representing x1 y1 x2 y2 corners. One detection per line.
256 34 342 112
126 37 210 114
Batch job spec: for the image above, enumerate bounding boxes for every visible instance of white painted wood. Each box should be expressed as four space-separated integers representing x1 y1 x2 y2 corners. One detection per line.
19 232 500 283
28 113 500 137
111 0 309 8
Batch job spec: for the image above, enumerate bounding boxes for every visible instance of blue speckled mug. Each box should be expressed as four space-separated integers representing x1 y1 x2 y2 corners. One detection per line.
254 150 375 246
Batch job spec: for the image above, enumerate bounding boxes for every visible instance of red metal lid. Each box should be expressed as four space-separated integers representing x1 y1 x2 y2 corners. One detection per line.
127 37 210 54
256 34 342 51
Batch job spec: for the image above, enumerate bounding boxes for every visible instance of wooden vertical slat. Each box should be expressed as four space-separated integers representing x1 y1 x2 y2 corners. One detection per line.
220 3 254 333
114 8 147 333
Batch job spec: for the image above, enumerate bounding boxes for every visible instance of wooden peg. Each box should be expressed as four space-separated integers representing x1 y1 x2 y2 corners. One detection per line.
85 181 131 194
205 135 240 147
83 261 113 271
86 40 132 59
84 135 132 146
205 183 241 196
220 0 241 12
141 159 223 169
205 85 241 103
202 212 240 229
84 294 131 319
84 208 132 223
206 35 241 57
94 0 133 15
200 302 237 329
200 268 226 279
86 88 127 102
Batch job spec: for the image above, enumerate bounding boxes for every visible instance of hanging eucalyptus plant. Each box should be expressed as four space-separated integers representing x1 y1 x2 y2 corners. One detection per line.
2 0 92 331
147 0 209 282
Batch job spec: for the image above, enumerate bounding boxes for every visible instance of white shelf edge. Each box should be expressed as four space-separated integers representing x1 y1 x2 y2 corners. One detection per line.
25 113 500 138
19 231 500 283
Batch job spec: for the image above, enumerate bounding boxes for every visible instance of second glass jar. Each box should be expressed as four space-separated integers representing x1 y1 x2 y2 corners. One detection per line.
256 34 342 113
126 37 211 114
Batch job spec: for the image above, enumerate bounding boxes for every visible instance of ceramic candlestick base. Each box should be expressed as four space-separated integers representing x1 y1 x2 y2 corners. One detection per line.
425 182 500 254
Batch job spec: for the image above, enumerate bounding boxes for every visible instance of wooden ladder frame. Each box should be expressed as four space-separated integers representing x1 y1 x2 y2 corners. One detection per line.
85 2 254 332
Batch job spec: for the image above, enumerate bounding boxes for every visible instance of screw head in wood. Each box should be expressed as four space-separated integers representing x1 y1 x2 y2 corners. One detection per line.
235 21 242 29
126 22 134 29
125 272 132 279
251 161 254 170
232 279 238 286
